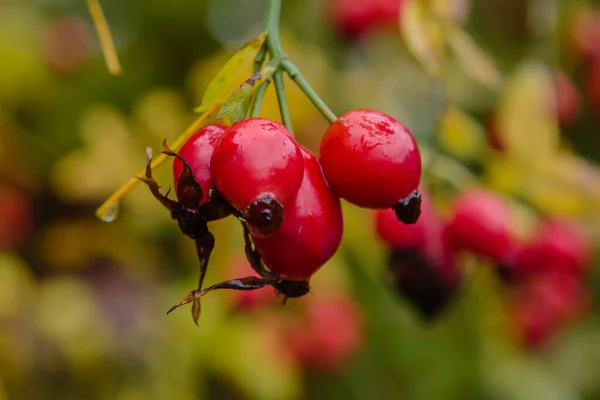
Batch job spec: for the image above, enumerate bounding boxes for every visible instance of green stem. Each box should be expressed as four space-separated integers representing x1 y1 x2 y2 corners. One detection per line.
264 0 286 59
273 68 293 133
281 59 337 124
253 43 267 73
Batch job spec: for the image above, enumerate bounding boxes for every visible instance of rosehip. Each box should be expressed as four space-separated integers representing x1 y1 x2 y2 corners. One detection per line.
0 186 32 250
282 296 364 372
319 109 422 210
375 191 460 318
501 218 592 280
550 71 580 126
444 189 515 261
252 147 344 283
173 124 227 206
510 271 588 348
331 0 404 40
210 118 304 237
375 190 437 252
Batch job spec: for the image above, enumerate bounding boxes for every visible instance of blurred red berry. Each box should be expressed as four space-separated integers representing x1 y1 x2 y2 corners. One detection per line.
319 109 421 210
510 270 589 348
549 71 580 126
331 0 405 40
0 186 33 250
227 257 278 311
283 296 364 372
444 189 515 262
41 15 94 75
253 147 343 281
571 9 600 61
374 190 437 251
504 218 592 279
173 124 228 206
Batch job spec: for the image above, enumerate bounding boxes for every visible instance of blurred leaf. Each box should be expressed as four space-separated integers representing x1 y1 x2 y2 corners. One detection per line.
194 32 267 114
495 62 559 162
438 106 487 161
448 27 502 89
216 65 276 124
401 0 446 77
211 317 301 400
85 0 122 75
0 253 34 318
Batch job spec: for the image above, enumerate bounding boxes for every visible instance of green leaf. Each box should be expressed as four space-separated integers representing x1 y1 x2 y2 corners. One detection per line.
194 32 267 114
216 65 276 124
400 0 445 77
495 62 559 162
448 27 502 89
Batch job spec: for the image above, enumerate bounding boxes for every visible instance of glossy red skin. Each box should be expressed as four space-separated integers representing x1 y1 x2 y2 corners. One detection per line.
507 218 592 278
252 147 343 280
332 0 404 39
550 72 580 126
511 271 588 348
319 109 422 209
210 118 304 210
173 124 227 206
444 189 515 262
283 296 364 372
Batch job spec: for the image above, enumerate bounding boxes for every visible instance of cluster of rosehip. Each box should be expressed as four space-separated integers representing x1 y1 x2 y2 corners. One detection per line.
140 109 422 324
376 188 593 347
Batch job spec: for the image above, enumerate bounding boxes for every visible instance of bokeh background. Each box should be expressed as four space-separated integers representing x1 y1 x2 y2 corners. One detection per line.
2 0 600 399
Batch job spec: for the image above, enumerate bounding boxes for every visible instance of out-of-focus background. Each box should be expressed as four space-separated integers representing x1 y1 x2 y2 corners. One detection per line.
1 0 600 399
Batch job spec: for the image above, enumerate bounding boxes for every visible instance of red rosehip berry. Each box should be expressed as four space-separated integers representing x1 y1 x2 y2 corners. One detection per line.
375 190 437 252
173 124 227 206
283 296 364 372
444 189 515 261
210 118 304 237
571 8 600 61
503 218 592 280
319 109 422 210
549 71 580 126
331 0 404 40
252 147 344 281
0 185 32 250
510 271 589 348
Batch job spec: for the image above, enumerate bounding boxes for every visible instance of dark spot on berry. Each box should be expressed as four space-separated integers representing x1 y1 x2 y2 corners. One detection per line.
393 190 422 224
274 279 310 298
244 195 284 238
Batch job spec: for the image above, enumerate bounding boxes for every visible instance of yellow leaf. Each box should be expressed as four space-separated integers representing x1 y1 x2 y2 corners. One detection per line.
194 32 267 114
400 0 446 77
217 65 276 124
448 27 502 89
95 110 213 222
85 0 122 76
438 106 487 160
495 62 559 162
